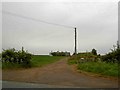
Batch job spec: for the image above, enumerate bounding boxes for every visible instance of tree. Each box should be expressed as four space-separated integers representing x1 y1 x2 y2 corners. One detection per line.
91 49 97 55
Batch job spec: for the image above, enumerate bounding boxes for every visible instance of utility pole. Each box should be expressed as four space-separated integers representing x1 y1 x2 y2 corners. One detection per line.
117 40 119 49
75 27 77 55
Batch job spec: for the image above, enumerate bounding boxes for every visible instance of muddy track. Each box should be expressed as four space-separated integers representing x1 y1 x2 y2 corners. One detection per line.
2 57 118 88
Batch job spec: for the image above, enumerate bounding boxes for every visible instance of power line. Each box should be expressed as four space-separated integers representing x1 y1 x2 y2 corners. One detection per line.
2 10 77 54
2 10 74 28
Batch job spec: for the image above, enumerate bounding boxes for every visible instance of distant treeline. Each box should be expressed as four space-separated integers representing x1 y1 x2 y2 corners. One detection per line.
50 51 70 56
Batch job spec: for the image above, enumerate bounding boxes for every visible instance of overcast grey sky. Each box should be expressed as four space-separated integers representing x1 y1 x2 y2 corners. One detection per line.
2 1 118 55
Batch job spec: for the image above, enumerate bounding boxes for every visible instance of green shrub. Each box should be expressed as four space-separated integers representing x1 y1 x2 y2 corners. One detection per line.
2 47 32 68
101 41 120 63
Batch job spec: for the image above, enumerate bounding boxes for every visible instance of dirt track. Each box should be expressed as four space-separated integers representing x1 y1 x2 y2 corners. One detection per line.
2 58 118 88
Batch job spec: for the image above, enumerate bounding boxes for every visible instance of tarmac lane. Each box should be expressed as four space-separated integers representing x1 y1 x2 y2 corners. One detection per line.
2 80 82 88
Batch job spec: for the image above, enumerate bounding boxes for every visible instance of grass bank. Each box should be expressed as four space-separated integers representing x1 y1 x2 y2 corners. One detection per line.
68 58 119 77
2 55 65 69
77 62 118 77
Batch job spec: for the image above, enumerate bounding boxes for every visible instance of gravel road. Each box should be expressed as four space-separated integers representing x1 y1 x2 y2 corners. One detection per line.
2 58 118 88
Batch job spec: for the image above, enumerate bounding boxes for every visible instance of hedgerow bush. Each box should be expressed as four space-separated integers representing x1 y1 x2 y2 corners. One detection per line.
101 42 120 63
2 47 32 68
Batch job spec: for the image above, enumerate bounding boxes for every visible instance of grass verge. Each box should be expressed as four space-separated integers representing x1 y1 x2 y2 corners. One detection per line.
77 62 118 77
68 59 119 77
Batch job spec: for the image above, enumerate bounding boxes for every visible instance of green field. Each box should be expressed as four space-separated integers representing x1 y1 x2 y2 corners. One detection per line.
31 55 64 67
2 55 65 69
